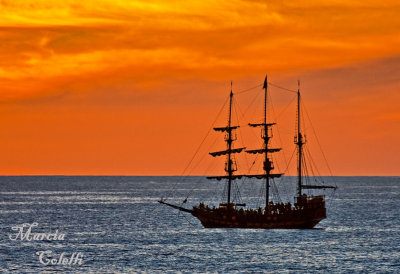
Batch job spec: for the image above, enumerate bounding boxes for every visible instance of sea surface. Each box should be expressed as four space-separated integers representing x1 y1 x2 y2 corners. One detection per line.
0 176 399 273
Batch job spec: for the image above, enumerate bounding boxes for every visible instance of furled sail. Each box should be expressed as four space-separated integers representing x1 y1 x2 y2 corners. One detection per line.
213 126 239 132
207 175 244 181
244 173 283 179
209 147 245 157
246 148 281 154
248 122 276 127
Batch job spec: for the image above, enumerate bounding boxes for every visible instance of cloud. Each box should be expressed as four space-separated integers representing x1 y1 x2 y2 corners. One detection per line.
1 0 399 83
0 0 399 175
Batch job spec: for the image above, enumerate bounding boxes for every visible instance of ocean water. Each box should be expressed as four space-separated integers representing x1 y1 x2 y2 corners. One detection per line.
0 176 399 273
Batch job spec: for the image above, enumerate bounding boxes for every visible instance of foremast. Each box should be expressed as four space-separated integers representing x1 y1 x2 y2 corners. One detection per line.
246 75 283 210
207 82 245 206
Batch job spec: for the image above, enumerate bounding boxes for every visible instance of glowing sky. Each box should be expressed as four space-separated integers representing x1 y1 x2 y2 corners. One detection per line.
0 0 399 175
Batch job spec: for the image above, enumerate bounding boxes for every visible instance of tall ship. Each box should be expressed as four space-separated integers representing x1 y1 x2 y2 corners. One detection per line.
159 76 336 229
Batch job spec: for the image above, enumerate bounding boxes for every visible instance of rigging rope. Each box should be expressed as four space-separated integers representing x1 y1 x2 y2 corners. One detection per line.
161 94 229 202
233 99 250 171
235 83 263 94
302 100 335 178
268 81 297 94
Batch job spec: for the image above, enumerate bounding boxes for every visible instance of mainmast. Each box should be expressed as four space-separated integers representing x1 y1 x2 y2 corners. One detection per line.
295 80 305 197
226 84 234 205
263 77 271 208
246 75 283 210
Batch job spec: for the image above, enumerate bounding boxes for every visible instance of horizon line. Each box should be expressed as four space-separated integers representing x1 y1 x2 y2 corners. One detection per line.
0 174 398 177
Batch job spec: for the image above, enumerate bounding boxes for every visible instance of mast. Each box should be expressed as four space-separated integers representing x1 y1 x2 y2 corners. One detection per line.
227 83 234 205
246 75 283 210
295 80 304 197
293 81 337 193
206 82 246 206
263 76 270 209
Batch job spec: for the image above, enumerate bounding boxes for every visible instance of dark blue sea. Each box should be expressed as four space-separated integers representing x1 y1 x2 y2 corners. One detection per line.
0 176 399 273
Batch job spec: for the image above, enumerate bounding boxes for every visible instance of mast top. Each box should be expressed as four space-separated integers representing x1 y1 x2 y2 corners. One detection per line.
298 79 300 90
263 75 268 89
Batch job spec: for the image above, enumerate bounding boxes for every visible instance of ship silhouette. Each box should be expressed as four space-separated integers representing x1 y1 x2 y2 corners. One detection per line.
160 76 336 229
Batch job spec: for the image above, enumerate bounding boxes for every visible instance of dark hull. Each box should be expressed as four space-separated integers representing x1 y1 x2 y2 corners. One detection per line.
192 196 327 229
160 195 327 229
193 213 324 229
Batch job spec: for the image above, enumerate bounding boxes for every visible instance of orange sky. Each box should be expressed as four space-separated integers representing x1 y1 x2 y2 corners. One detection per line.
0 0 399 175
